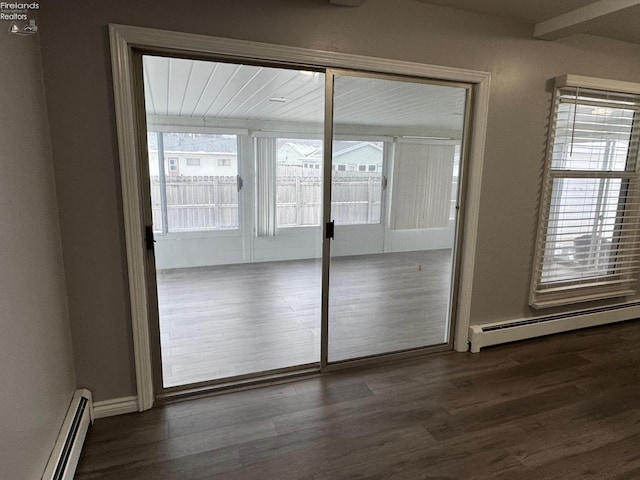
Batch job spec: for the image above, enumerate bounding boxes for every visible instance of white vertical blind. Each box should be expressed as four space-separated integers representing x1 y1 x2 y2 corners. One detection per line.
256 137 277 237
531 80 640 308
390 143 455 230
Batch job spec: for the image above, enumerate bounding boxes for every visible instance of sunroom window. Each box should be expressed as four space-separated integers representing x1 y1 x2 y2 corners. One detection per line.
530 76 640 308
147 132 240 233
267 138 384 229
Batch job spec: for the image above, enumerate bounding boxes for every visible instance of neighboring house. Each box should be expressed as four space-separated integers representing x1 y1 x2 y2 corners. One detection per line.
148 150 238 176
278 140 384 171
146 139 384 175
277 141 320 166
331 141 383 172
147 133 238 176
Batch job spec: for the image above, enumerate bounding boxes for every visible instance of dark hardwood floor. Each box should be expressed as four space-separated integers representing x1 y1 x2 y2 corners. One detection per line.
76 320 640 479
157 250 451 387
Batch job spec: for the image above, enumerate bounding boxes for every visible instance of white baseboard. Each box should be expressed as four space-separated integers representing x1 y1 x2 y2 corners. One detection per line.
468 303 640 353
93 396 139 419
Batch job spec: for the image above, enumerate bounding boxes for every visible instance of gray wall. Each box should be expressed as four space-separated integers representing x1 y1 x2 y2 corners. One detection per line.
36 0 640 402
0 34 76 479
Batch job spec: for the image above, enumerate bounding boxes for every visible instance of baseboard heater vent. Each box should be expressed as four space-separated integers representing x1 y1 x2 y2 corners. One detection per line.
43 389 93 480
468 302 640 353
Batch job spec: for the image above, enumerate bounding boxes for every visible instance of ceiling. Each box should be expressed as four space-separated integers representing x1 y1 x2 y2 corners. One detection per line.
411 0 640 44
143 55 467 137
412 0 601 23
330 0 640 43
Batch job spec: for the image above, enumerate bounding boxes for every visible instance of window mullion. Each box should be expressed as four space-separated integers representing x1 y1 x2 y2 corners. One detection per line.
156 132 169 235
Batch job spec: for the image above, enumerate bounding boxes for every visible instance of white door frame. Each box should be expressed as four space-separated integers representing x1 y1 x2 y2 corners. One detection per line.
109 23 491 411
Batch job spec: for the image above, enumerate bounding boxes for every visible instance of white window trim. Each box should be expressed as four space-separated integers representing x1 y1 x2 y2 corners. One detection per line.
530 74 640 309
109 24 490 411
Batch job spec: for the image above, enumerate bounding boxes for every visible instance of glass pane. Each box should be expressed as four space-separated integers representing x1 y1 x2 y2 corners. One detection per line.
143 55 325 387
147 132 164 233
551 102 634 171
328 74 467 362
275 138 383 227
541 176 622 284
148 133 239 232
276 138 323 227
332 141 383 225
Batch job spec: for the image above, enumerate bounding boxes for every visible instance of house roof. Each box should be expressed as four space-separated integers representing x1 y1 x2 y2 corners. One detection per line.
281 142 320 157
334 141 383 157
302 141 383 162
147 133 237 153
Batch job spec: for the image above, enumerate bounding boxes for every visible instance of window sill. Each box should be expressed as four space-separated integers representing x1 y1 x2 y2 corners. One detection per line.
530 288 636 309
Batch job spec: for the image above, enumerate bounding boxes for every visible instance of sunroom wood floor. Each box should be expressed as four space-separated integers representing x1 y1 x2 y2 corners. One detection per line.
156 249 452 387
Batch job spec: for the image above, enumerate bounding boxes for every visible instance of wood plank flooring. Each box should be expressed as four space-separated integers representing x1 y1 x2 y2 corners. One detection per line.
76 320 640 479
157 250 451 387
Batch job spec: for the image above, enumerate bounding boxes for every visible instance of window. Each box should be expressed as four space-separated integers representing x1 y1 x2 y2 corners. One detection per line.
148 133 239 233
530 76 640 308
271 138 384 228
451 145 461 220
332 141 384 225
218 158 231 166
273 138 323 229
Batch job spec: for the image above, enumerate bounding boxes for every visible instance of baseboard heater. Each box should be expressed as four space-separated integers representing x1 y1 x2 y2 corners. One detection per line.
468 302 640 353
42 389 93 480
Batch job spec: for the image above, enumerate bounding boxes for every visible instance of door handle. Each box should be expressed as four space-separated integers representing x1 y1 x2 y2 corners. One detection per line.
145 225 156 252
237 175 244 192
325 220 335 239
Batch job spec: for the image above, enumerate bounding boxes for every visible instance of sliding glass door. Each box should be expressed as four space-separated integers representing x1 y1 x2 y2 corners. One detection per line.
326 71 467 362
141 56 469 391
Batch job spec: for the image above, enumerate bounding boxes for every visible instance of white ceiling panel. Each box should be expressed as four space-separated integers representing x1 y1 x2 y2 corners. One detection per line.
166 58 194 115
142 55 467 135
196 63 243 117
178 60 217 116
333 75 465 130
144 55 170 115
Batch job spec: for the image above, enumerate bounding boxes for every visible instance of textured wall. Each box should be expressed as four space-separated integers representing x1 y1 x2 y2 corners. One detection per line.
37 0 640 401
0 32 76 479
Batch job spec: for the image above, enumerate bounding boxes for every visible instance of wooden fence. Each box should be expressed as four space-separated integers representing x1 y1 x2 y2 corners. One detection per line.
150 169 382 231
150 176 239 232
277 175 381 226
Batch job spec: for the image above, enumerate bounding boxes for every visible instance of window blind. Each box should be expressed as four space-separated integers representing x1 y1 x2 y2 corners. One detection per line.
256 137 277 237
530 80 640 308
390 143 455 230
